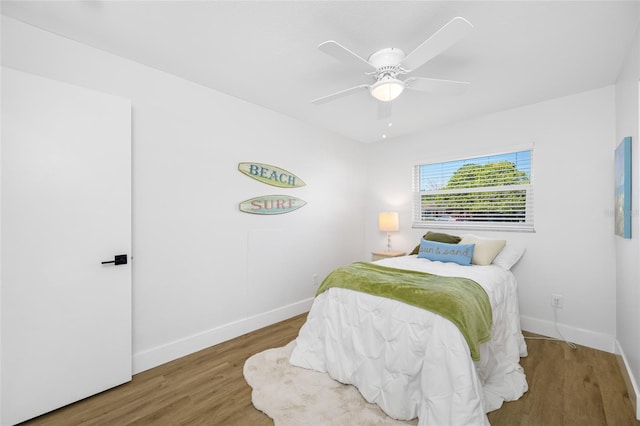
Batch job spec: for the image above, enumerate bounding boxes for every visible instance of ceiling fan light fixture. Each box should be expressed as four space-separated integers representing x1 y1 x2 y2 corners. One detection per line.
370 77 404 102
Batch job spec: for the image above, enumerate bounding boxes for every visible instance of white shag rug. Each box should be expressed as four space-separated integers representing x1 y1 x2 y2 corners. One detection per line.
243 341 417 426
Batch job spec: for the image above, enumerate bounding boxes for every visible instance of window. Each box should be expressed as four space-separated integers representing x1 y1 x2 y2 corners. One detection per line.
412 149 533 231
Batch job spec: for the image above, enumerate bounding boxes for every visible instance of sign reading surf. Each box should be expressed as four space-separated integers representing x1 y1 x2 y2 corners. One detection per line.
239 195 306 215
238 162 306 188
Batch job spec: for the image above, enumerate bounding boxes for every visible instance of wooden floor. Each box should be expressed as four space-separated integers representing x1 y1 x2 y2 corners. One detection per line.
21 313 639 426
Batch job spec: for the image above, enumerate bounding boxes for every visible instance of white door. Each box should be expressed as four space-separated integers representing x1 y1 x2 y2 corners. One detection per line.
1 68 132 425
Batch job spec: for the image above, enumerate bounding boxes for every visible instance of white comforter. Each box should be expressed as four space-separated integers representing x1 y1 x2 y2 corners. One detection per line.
289 255 528 425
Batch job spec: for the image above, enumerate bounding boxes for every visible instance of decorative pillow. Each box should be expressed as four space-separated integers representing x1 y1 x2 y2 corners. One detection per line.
410 231 462 255
417 239 475 266
459 235 507 266
492 243 526 270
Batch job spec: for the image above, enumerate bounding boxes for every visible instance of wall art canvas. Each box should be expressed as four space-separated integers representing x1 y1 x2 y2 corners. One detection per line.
615 136 632 238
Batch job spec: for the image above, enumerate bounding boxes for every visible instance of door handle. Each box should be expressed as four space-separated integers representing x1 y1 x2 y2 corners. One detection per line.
101 254 127 265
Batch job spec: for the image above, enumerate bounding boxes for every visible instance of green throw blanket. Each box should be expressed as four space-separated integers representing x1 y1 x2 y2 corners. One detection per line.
316 262 492 361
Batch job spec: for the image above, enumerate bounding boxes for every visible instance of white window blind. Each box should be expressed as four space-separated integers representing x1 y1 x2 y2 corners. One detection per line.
412 149 534 231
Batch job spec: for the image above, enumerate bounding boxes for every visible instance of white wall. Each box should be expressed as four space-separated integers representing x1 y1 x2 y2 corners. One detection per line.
1 11 632 387
1 16 367 373
615 16 640 418
365 87 617 352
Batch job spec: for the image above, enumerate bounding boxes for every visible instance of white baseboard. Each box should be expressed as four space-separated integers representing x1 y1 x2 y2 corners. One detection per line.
519 315 616 353
132 309 619 377
132 298 314 374
615 340 640 420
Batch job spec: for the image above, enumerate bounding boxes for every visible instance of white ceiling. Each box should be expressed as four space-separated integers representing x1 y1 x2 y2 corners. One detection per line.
2 1 639 143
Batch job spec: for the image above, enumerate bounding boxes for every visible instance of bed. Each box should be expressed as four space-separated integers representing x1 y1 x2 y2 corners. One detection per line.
289 234 528 426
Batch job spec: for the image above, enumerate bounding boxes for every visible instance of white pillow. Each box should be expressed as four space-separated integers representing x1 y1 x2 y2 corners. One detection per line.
492 243 526 270
459 234 506 266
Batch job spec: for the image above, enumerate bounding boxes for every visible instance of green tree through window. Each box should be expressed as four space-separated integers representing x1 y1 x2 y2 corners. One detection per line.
414 150 533 230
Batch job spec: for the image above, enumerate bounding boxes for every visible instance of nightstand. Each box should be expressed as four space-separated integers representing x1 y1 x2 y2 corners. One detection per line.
371 250 406 261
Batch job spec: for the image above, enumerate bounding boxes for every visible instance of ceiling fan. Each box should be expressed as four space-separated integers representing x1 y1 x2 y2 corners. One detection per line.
312 17 473 106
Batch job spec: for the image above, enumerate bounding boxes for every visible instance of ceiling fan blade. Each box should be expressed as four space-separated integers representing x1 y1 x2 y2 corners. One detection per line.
377 101 392 120
405 77 470 95
311 84 370 104
318 40 374 72
401 17 473 72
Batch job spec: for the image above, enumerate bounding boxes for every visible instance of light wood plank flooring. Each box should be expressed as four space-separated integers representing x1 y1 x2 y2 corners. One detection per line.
20 314 639 425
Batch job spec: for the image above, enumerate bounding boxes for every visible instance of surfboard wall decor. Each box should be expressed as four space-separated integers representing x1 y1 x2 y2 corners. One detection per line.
238 162 306 188
239 195 306 215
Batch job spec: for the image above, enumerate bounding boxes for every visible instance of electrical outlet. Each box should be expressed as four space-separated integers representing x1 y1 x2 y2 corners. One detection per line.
312 274 319 287
551 293 563 308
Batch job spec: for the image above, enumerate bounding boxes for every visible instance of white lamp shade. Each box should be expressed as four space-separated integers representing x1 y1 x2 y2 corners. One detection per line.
379 212 399 232
370 78 404 102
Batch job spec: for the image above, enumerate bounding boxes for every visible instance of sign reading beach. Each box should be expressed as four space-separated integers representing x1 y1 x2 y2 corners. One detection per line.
238 162 306 188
